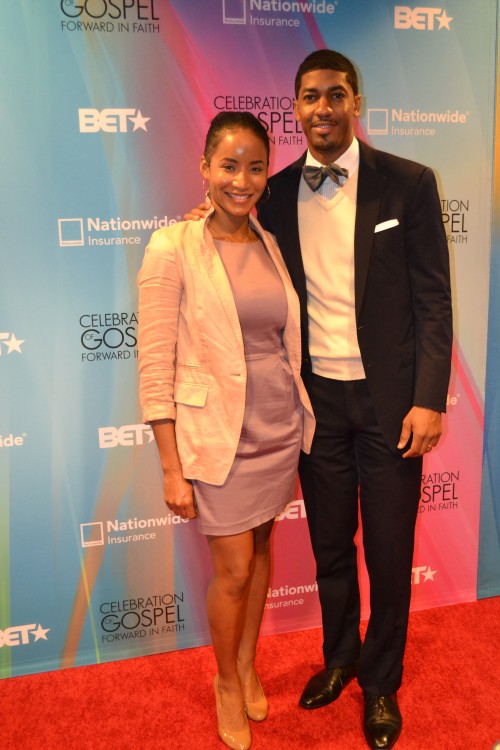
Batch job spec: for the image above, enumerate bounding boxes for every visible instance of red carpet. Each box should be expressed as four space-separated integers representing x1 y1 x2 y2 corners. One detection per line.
2 598 499 750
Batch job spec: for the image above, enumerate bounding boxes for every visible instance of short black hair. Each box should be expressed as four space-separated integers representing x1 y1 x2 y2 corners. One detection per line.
294 49 359 98
204 111 270 164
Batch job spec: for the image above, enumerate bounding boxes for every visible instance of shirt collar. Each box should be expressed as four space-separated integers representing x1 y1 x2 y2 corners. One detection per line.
305 137 359 176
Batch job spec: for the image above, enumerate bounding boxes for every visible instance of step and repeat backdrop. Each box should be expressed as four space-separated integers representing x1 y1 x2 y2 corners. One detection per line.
479 26 500 602
1 0 498 678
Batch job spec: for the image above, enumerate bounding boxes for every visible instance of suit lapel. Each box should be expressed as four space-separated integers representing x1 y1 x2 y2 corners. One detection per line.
354 142 384 318
278 156 308 307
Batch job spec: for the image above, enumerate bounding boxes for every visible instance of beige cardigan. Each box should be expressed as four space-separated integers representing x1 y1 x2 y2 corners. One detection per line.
137 212 315 486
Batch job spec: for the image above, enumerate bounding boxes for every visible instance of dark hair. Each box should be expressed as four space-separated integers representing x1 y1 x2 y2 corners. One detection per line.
203 111 270 164
294 49 359 98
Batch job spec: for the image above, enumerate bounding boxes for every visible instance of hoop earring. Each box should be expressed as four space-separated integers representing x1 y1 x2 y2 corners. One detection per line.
202 179 211 201
258 184 271 205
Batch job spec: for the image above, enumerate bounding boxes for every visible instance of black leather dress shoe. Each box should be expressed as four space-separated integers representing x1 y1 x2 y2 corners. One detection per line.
363 692 402 749
299 664 357 709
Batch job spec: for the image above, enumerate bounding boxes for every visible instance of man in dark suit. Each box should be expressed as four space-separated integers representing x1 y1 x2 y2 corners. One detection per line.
258 49 452 749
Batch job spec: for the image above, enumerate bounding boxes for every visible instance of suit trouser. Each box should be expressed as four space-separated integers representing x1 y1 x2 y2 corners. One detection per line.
298 375 422 696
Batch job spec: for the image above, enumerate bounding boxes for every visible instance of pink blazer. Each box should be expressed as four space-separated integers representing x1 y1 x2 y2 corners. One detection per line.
138 212 315 486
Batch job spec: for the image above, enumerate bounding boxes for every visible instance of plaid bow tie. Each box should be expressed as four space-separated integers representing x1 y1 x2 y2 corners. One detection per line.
302 163 349 191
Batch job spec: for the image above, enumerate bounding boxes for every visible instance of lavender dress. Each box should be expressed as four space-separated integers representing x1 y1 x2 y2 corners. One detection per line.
192 237 303 536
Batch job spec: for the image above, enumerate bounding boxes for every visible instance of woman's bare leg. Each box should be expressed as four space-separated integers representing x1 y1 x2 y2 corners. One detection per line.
237 518 275 703
207 530 256 731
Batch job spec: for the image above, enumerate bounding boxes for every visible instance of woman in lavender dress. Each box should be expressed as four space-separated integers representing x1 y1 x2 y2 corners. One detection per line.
138 112 314 749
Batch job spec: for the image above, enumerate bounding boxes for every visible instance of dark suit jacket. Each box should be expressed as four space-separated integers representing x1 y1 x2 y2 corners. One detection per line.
258 140 452 451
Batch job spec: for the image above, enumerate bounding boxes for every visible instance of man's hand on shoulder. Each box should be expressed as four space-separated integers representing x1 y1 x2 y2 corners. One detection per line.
398 406 442 458
183 200 211 221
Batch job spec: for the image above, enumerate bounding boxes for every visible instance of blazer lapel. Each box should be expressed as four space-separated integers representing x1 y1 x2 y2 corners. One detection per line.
198 214 244 350
354 142 384 318
253 217 301 361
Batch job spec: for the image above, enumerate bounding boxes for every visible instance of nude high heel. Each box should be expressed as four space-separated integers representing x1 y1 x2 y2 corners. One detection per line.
214 675 252 750
244 673 268 722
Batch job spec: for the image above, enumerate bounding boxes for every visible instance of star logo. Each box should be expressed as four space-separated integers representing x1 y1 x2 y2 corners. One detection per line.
437 10 453 29
32 624 50 641
0 332 25 355
422 566 437 582
129 110 150 132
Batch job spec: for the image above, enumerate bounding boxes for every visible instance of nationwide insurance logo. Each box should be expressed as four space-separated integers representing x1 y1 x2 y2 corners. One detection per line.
81 514 189 548
0 432 26 448
265 579 318 611
222 0 336 27
366 106 469 138
57 214 179 249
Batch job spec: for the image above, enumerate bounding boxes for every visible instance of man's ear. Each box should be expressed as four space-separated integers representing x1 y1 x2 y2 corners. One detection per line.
354 95 362 118
293 99 301 122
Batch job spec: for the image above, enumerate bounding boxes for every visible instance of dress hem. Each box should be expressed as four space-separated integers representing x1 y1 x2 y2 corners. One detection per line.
195 502 289 536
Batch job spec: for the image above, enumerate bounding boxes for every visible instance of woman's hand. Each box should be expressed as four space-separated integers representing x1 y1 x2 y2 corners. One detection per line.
163 469 197 519
149 419 197 520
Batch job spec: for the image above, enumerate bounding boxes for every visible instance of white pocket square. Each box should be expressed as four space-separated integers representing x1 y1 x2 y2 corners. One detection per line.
374 219 399 233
